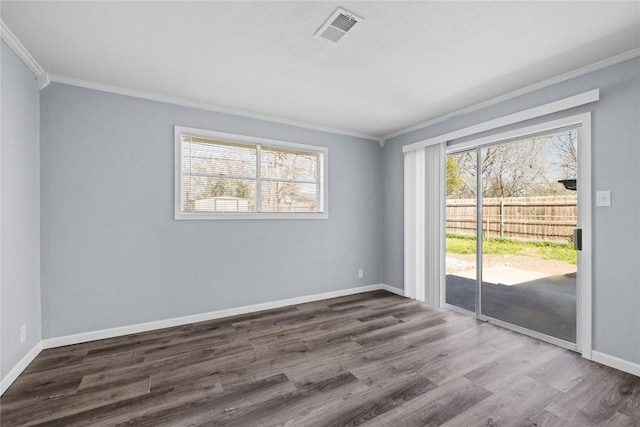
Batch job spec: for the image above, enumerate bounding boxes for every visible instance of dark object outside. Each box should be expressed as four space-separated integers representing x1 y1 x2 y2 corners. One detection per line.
558 179 577 191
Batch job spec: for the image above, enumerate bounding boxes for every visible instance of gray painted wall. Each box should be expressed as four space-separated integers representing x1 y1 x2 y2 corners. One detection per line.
40 83 383 338
383 57 640 364
1 41 42 379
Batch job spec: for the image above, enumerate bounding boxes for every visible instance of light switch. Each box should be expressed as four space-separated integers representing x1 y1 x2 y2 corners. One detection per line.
596 190 611 207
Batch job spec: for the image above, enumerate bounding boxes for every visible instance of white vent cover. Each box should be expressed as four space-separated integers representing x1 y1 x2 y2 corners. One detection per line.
315 8 363 43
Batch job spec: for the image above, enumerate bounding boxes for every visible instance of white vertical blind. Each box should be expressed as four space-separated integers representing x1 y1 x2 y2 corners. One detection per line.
404 143 444 306
404 149 425 301
425 143 445 306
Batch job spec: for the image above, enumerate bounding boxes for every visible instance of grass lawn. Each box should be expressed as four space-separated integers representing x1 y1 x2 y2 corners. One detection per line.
446 233 577 264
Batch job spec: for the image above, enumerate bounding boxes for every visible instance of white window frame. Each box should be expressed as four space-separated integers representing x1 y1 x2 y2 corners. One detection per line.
175 126 328 220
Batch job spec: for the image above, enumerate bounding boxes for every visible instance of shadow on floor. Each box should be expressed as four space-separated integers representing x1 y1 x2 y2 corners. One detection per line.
446 273 576 343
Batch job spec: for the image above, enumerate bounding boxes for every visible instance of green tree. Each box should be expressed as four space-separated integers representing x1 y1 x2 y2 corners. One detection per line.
203 179 226 198
446 156 463 195
234 180 250 198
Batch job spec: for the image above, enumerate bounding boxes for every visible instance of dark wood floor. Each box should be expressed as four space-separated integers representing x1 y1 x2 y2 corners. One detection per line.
1 291 639 426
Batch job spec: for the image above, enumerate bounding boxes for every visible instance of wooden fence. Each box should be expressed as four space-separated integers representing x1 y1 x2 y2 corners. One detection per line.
446 195 577 243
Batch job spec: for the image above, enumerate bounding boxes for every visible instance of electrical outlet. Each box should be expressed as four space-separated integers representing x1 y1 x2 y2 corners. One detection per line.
20 325 26 344
358 269 364 279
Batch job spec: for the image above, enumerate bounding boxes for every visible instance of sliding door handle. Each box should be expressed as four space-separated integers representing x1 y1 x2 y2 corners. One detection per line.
573 228 582 251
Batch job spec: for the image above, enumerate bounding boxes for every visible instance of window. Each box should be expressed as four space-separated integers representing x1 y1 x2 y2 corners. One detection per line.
175 126 328 219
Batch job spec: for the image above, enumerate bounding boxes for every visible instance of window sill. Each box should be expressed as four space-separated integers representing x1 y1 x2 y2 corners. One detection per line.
175 211 329 220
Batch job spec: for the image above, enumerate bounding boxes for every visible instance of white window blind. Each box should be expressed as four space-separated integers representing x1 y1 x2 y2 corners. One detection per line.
175 127 328 219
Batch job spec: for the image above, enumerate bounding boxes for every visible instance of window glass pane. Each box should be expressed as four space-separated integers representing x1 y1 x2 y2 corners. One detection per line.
261 146 318 182
177 129 326 218
260 181 318 212
183 137 256 178
182 176 257 212
445 150 478 313
479 127 578 343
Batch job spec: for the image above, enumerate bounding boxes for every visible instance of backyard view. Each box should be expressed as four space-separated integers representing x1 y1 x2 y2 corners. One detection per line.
180 135 323 213
447 234 576 264
445 127 579 343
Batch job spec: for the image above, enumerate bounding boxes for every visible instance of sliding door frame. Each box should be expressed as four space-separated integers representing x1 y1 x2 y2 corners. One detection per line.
441 112 592 357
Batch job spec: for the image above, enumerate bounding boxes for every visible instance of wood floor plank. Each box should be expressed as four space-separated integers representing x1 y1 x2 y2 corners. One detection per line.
281 341 368 385
2 290 638 426
364 376 492 427
76 342 253 392
30 373 225 427
417 328 529 385
544 366 640 426
312 375 437 427
206 372 363 427
116 373 294 427
355 316 447 347
0 376 83 413
367 319 494 376
438 375 561 427
4 350 145 394
463 337 565 393
619 373 640 421
528 349 600 392
2 376 151 426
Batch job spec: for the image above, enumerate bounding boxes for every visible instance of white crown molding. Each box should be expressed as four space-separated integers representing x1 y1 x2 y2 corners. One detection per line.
3 15 637 146
0 20 49 88
383 48 640 141
0 18 372 139
36 72 50 90
47 74 379 142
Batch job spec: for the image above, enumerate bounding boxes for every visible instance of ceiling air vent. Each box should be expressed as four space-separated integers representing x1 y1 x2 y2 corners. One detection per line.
315 8 363 43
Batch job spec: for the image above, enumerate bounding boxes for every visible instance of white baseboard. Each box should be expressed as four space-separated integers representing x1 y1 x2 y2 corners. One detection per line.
2 284 404 396
1 341 43 395
7 287 638 398
592 351 640 377
43 284 396 349
380 284 405 296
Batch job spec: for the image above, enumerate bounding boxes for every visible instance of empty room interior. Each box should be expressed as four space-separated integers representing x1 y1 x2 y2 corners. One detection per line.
2 1 640 425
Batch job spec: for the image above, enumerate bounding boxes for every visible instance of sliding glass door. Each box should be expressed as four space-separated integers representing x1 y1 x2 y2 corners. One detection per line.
445 150 478 313
445 126 580 347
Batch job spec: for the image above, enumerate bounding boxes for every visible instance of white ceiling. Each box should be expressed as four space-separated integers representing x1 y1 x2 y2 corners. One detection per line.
2 1 639 139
